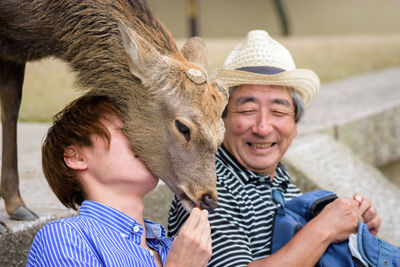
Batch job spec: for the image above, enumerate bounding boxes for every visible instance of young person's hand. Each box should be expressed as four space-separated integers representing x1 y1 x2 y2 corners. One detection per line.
165 208 212 267
351 193 382 236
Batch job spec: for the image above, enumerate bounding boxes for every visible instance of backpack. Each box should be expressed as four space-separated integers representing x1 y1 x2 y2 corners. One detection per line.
271 190 400 267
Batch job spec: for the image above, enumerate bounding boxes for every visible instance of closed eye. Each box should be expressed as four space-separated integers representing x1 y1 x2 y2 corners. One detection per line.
272 110 289 116
271 109 294 117
235 110 257 115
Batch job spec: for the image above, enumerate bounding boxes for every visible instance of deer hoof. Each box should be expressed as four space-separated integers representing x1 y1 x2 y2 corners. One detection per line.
0 221 7 233
9 206 39 221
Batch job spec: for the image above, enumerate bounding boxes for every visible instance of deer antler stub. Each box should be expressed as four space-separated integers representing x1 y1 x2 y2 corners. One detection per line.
185 68 207 84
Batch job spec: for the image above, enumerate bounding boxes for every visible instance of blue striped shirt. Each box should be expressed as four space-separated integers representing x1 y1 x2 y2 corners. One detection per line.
27 200 172 266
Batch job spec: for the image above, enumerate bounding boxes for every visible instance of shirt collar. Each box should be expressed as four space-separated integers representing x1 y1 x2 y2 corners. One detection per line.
217 145 290 190
79 201 167 243
144 219 167 239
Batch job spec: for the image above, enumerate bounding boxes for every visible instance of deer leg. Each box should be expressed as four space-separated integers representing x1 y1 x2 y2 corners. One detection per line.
0 59 38 221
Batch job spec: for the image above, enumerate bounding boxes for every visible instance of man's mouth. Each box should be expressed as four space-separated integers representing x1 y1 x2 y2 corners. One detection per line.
248 142 276 148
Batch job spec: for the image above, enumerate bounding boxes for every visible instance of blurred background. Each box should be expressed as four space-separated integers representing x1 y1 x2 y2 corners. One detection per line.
149 0 400 38
19 0 400 122
18 0 400 178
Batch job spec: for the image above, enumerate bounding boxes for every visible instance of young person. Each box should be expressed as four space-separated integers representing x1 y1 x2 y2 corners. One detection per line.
27 95 212 267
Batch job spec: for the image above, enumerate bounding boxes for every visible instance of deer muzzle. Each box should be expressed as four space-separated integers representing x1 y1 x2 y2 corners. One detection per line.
200 193 218 213
179 185 218 212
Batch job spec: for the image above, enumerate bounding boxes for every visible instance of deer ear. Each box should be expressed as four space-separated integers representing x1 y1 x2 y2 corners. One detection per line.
117 19 166 86
181 36 208 71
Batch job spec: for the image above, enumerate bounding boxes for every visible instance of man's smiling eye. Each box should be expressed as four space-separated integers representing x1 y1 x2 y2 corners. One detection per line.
237 110 257 115
272 110 289 116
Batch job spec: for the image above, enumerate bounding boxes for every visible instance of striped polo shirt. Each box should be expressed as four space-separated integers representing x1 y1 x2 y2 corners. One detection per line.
27 200 172 267
168 145 301 267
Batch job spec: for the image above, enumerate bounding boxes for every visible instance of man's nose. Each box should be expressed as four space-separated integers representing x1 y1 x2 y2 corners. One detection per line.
253 111 273 136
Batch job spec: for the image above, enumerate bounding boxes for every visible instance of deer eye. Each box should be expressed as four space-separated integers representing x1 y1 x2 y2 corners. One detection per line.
175 120 190 141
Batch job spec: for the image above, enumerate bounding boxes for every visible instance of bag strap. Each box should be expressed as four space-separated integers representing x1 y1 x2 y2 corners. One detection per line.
272 189 286 215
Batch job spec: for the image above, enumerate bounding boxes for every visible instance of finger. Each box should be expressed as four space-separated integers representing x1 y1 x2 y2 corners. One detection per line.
202 209 209 215
182 207 202 231
200 209 210 228
362 205 376 223
202 211 211 236
348 199 364 222
197 210 211 237
366 215 381 236
352 192 364 205
360 200 373 217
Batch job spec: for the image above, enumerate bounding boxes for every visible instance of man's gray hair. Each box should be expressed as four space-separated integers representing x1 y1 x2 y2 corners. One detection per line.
222 86 305 123
291 90 305 123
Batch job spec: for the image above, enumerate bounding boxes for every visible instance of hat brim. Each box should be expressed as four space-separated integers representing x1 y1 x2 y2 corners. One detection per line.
214 68 320 105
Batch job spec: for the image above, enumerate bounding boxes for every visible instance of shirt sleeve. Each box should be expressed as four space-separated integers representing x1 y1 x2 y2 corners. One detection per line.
284 183 302 201
26 221 102 267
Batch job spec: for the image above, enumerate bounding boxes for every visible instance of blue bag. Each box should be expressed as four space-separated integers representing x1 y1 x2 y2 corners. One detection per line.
271 190 400 267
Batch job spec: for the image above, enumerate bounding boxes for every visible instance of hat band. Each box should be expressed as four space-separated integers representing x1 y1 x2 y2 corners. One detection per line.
235 66 285 75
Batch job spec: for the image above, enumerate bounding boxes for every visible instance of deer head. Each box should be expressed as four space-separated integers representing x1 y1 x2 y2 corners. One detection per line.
117 20 228 212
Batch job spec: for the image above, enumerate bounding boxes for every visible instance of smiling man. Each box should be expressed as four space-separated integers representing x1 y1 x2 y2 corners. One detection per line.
168 30 381 267
222 84 298 178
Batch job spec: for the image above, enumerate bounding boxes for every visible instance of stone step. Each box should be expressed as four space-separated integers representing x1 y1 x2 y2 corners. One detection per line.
299 68 400 167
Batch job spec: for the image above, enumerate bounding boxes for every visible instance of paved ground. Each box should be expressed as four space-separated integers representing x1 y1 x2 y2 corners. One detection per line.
0 123 73 231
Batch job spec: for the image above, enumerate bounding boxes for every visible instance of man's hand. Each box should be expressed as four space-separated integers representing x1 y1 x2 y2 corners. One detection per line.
351 193 382 236
314 198 363 243
165 208 212 267
248 197 363 267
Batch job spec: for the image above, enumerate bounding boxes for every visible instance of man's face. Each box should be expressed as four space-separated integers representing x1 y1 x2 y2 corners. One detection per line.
222 84 298 177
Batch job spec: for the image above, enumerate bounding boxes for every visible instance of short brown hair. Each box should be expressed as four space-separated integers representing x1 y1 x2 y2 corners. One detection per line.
42 95 121 210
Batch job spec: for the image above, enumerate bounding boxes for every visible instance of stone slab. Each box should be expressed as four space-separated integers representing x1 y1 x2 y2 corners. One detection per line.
284 133 400 246
299 68 400 166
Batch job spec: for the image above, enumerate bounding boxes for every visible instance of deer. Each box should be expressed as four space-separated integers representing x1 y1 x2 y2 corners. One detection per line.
0 0 228 227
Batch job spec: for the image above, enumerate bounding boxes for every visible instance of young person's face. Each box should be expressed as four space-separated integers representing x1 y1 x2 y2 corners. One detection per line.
82 115 158 195
222 84 298 177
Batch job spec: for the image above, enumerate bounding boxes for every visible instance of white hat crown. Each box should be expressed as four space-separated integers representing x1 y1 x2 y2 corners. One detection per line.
215 30 320 105
224 30 296 71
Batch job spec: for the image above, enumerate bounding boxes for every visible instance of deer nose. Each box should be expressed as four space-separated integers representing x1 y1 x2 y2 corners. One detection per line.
199 193 218 213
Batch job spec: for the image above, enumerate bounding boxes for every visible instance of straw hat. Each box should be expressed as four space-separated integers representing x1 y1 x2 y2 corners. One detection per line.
215 30 320 105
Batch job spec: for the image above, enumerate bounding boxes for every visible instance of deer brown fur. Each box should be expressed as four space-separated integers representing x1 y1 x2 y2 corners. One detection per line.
0 0 228 224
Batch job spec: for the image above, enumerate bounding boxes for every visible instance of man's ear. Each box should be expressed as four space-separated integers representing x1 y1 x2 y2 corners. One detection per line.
64 146 87 171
